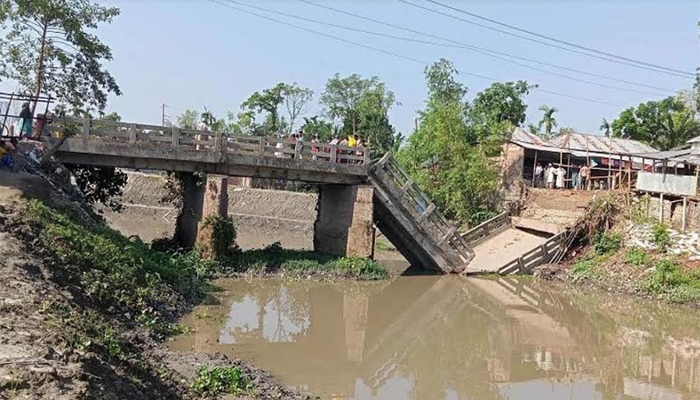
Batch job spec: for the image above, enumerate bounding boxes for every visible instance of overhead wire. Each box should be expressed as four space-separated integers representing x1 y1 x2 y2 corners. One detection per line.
422 0 696 78
297 0 674 94
396 0 695 79
220 0 666 97
204 0 625 107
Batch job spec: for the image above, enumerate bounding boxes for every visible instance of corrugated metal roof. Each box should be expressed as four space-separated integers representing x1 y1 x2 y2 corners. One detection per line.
550 133 657 155
510 128 559 151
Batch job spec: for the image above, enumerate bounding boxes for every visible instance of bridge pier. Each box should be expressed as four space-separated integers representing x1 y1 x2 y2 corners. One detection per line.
314 185 375 258
175 174 228 249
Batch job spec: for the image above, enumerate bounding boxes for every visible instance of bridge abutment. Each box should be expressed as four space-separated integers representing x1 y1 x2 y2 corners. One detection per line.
314 185 375 258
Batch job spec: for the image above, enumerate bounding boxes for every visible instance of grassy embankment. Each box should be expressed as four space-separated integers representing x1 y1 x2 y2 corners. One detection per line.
566 195 700 304
25 199 387 397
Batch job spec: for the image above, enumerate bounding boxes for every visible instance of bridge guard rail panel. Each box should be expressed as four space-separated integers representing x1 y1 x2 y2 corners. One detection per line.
368 153 475 274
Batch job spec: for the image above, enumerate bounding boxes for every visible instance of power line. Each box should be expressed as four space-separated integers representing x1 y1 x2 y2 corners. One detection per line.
397 0 695 79
205 0 624 108
422 0 696 78
299 0 673 93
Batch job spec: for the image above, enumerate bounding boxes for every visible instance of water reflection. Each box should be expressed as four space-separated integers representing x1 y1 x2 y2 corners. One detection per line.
170 276 700 400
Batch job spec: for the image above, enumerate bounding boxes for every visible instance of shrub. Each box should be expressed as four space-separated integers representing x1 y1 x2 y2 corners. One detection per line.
593 232 622 256
571 258 597 277
652 224 671 252
191 366 253 396
651 258 687 288
197 215 237 261
625 248 650 267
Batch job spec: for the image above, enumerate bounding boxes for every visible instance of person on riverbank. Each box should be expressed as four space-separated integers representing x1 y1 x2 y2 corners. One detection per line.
534 163 543 187
571 164 580 190
546 163 555 189
18 102 33 138
556 165 566 189
580 164 590 190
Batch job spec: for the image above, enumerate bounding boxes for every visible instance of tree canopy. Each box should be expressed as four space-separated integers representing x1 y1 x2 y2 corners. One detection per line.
611 96 699 150
0 0 121 114
537 105 558 140
397 59 521 226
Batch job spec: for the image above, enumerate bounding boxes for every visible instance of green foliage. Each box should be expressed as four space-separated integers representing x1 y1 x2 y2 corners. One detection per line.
65 164 127 212
0 0 121 114
26 200 213 337
300 115 335 141
625 248 650 267
612 96 699 150
396 59 508 225
593 232 623 256
537 104 558 140
470 80 534 128
233 242 389 280
571 258 598 277
177 109 200 130
197 215 237 261
321 73 398 153
652 224 671 252
191 366 253 397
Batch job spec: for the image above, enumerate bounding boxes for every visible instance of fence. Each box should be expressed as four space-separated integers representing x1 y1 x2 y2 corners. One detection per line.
45 116 372 166
497 231 568 275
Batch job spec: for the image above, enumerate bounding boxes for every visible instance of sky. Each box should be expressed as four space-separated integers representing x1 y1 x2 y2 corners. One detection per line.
13 0 699 137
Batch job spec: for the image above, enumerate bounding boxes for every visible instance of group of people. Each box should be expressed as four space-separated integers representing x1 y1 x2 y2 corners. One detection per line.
275 131 366 163
534 163 591 190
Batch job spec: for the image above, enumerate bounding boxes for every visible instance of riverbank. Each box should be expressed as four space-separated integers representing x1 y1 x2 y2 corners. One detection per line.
0 148 388 399
537 193 700 306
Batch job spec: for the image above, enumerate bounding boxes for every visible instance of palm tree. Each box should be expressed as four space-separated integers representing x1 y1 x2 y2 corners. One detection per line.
527 123 540 136
538 105 558 139
657 111 700 150
599 118 611 137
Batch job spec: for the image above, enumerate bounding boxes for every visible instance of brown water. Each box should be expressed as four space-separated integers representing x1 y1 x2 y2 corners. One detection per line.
169 276 700 400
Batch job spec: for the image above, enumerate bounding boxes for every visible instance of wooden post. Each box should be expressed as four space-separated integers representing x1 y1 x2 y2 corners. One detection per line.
566 153 571 189
81 117 90 146
532 150 538 187
660 193 665 223
628 155 633 191
682 197 688 233
129 123 137 144
171 126 179 148
695 166 699 197
618 154 623 190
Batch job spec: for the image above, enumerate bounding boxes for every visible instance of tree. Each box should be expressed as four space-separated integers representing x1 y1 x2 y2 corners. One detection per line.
559 126 576 136
0 0 121 114
611 96 699 150
241 83 287 135
397 59 501 225
599 118 611 137
299 115 334 141
177 109 199 130
537 105 558 140
66 164 127 212
321 73 396 136
470 81 534 128
283 83 313 134
526 123 540 136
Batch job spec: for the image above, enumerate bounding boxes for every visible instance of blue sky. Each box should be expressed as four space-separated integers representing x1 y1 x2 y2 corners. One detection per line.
29 0 700 136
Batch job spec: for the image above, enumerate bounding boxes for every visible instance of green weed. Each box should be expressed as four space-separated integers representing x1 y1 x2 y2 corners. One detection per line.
652 224 671 252
191 366 253 397
643 258 700 303
593 232 623 256
625 248 650 267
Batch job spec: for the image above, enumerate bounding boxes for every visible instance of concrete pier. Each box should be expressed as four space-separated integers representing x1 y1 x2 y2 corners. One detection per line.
314 185 375 258
175 172 205 248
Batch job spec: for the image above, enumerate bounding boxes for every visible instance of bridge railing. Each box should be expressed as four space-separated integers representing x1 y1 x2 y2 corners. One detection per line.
371 153 475 271
46 116 371 166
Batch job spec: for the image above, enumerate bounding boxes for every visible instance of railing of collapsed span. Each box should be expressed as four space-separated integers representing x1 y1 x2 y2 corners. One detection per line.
497 231 567 275
371 153 475 267
461 212 511 245
44 116 372 166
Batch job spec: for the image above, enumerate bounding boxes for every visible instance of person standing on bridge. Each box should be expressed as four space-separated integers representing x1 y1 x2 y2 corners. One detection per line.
555 165 566 189
580 164 590 190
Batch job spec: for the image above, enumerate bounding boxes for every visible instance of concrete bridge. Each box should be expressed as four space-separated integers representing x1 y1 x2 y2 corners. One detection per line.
43 116 475 273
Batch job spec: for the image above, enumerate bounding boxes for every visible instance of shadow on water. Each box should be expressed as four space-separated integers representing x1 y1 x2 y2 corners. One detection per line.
169 275 700 400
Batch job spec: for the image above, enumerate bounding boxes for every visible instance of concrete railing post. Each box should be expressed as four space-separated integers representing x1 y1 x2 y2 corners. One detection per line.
330 145 337 163
363 148 371 165
171 126 179 148
294 141 301 160
258 137 266 157
81 117 90 146
129 123 137 144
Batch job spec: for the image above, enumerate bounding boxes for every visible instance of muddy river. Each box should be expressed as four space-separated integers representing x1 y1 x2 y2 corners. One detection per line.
169 276 700 400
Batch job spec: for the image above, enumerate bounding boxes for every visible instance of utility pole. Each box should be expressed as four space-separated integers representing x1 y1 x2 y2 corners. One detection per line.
161 103 170 126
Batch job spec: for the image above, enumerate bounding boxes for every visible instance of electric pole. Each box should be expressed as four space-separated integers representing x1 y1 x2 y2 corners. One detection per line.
161 103 170 126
